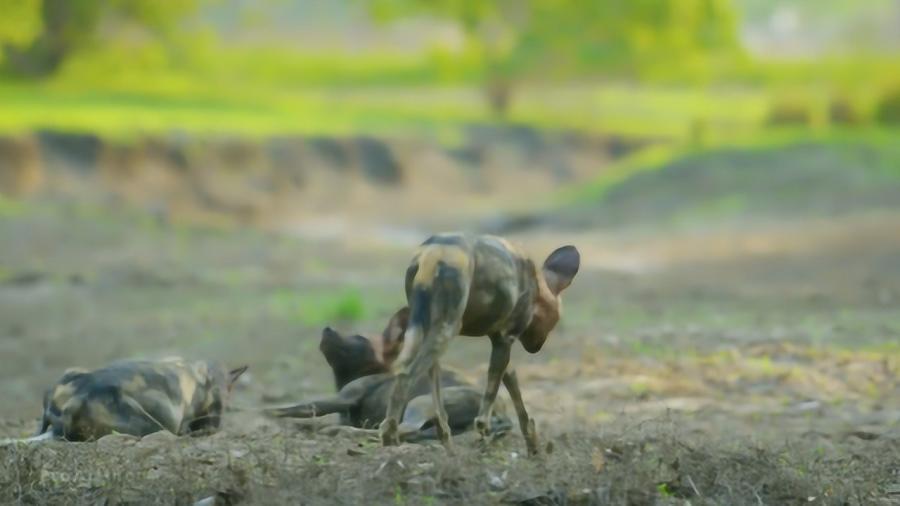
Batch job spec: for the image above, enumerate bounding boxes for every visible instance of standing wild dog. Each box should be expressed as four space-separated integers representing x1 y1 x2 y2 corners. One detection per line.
30 358 248 442
266 307 511 441
379 234 579 455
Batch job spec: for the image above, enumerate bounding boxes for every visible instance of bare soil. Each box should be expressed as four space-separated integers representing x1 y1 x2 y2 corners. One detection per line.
1 195 899 504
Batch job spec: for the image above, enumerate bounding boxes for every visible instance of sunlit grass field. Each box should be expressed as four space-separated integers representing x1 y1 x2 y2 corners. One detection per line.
0 81 766 140
1 49 895 142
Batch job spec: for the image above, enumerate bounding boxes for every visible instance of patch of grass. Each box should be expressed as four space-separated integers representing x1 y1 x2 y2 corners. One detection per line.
564 128 900 203
394 486 406 506
656 482 674 497
553 143 679 206
0 81 770 142
0 194 26 218
546 128 900 232
271 289 368 326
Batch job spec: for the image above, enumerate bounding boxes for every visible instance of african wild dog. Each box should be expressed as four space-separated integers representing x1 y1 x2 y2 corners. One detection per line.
29 358 248 442
266 307 510 441
379 234 579 454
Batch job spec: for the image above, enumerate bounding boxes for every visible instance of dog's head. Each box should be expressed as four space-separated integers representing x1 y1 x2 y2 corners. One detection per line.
319 307 410 390
207 362 249 397
520 245 580 354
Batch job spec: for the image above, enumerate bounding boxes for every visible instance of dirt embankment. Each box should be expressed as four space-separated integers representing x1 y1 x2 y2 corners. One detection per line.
0 127 647 228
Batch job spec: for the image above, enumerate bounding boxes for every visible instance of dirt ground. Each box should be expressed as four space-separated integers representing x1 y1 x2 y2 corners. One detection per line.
1 196 899 504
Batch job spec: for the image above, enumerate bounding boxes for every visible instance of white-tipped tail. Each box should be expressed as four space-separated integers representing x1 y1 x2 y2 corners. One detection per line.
0 430 55 446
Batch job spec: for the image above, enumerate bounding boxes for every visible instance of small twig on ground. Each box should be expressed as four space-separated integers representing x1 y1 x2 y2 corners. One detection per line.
686 475 702 498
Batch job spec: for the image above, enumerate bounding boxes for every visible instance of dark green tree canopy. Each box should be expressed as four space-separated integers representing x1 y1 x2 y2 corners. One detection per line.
1 0 205 77
362 0 740 115
365 0 740 80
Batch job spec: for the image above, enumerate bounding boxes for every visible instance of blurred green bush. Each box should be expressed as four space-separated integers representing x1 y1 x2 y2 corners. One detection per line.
875 86 900 125
828 96 863 126
765 101 812 127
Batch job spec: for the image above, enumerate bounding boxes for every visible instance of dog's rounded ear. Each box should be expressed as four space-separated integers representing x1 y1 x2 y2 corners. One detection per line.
542 245 580 295
380 306 410 366
382 306 410 344
227 365 249 391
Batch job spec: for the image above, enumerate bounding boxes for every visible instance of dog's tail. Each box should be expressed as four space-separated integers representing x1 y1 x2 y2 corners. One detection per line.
0 430 55 447
393 242 472 381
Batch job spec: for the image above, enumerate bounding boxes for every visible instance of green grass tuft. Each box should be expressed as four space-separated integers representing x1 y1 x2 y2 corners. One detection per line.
271 289 369 326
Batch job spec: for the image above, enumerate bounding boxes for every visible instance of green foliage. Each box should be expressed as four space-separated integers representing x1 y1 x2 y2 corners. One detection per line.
828 95 863 126
0 1 895 139
367 0 741 80
875 86 900 125
363 0 742 113
765 100 812 127
1 0 207 77
0 81 772 140
0 0 43 58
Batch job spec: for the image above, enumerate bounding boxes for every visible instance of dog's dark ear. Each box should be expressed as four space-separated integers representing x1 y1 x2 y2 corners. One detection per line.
382 306 410 344
380 306 410 366
542 245 580 295
227 365 249 391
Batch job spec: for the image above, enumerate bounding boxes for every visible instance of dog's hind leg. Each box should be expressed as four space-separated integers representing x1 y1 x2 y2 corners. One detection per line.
380 327 437 446
429 362 453 451
502 369 539 456
473 333 513 439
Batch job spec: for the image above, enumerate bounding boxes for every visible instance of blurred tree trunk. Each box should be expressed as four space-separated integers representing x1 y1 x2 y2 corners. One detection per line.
3 0 95 78
485 76 513 119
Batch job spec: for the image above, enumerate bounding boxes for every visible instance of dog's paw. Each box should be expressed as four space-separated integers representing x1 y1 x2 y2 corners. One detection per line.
473 416 492 439
378 419 400 446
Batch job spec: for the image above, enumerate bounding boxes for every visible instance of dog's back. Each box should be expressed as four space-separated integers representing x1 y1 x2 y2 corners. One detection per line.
38 358 245 441
399 234 538 362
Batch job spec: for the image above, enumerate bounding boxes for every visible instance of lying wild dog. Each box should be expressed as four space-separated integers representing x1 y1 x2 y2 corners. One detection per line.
266 307 511 441
9 358 248 443
379 234 579 455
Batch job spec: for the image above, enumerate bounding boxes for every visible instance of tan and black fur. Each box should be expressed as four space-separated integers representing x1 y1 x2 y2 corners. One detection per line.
379 234 579 454
266 308 511 441
34 358 247 441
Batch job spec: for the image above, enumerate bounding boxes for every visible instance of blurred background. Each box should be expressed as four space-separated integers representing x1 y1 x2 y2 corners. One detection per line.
0 1 899 500
1 0 898 231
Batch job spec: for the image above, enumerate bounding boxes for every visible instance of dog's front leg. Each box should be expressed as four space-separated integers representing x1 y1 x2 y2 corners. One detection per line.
380 366 413 446
502 369 539 456
474 333 513 438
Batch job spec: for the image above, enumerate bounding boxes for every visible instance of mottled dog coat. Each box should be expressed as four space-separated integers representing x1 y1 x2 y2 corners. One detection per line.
36 358 247 441
267 309 510 440
379 233 579 454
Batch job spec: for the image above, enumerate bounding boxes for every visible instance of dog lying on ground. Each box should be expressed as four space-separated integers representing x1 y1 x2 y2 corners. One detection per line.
379 234 579 455
266 307 511 441
6 358 247 443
